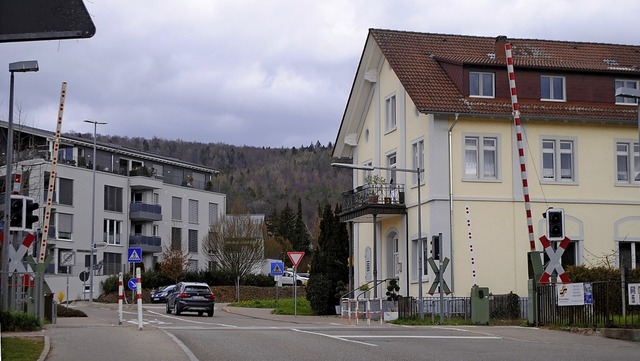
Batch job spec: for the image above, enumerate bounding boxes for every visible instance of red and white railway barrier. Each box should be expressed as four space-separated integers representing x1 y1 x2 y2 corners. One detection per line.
505 43 536 251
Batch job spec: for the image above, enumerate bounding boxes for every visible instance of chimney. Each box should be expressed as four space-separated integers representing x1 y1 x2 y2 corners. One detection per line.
495 35 508 62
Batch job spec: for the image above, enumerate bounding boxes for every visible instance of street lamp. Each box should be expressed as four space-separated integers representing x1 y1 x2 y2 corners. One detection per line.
84 119 107 303
2 60 39 311
331 162 425 315
616 86 640 149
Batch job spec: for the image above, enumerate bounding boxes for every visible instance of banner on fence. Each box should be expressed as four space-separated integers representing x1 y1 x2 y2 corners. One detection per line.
629 283 640 306
557 283 592 306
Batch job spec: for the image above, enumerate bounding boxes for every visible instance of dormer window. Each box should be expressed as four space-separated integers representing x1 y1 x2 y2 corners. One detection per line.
615 79 639 104
469 72 494 98
541 76 566 101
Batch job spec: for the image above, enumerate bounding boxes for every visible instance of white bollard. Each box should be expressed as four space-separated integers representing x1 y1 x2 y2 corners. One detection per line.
118 272 123 325
136 267 143 330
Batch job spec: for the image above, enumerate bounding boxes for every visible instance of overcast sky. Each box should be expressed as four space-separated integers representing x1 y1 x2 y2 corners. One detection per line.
1 0 639 148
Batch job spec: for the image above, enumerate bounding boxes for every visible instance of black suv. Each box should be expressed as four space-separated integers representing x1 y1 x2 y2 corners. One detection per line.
166 282 215 317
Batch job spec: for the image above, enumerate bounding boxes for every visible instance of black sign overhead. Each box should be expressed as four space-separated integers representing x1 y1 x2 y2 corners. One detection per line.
0 0 96 43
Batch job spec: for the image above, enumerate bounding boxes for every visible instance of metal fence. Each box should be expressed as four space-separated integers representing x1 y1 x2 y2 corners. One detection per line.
0 271 51 322
396 294 528 321
536 281 640 327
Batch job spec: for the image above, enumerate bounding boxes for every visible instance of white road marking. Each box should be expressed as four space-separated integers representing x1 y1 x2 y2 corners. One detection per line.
292 328 379 347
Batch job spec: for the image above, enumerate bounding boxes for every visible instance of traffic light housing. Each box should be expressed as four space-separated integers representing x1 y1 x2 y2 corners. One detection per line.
24 197 40 231
7 195 38 231
546 208 565 241
431 235 441 260
9 195 25 230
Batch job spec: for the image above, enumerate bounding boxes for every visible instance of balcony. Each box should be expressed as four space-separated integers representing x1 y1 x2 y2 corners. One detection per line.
129 202 162 221
129 234 162 253
337 183 407 223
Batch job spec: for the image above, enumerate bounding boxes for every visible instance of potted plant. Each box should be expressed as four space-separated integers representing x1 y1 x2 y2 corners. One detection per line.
384 278 400 321
365 174 386 204
358 283 371 299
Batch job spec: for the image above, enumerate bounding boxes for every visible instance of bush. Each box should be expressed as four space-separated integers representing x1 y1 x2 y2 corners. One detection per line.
306 273 334 315
0 310 41 331
141 269 171 289
101 273 133 293
242 274 276 287
490 292 520 319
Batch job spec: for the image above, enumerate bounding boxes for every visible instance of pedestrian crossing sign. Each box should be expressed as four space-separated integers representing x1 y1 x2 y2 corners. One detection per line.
128 247 142 263
271 261 284 276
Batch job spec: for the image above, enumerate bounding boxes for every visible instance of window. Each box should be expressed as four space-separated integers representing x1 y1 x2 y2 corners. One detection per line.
616 142 640 183
412 139 425 185
188 199 199 224
469 72 495 97
464 136 498 180
615 80 639 104
171 227 182 250
188 229 198 253
104 186 123 212
172 196 182 221
58 178 73 205
542 139 575 182
411 238 428 281
57 213 73 240
103 252 122 275
362 160 373 185
386 153 397 184
385 94 397 131
209 203 219 225
620 242 640 269
188 259 198 272
103 219 122 245
83 253 97 270
541 76 565 101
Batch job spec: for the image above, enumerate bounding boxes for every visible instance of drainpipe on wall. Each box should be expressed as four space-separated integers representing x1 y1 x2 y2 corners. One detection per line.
448 113 459 293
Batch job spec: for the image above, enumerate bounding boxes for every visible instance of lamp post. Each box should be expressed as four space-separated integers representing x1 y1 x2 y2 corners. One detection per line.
84 120 107 303
2 61 39 311
331 162 424 315
616 86 640 151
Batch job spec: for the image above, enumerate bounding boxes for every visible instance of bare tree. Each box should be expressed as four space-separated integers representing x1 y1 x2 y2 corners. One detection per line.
160 247 189 284
203 214 265 280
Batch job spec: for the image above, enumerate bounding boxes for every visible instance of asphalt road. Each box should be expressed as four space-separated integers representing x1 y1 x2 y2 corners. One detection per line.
42 302 640 361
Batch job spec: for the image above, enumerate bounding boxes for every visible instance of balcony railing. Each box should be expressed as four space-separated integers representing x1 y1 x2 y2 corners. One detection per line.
129 202 162 221
129 234 162 253
340 183 405 212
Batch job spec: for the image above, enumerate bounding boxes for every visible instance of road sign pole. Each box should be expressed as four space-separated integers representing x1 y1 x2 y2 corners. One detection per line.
439 233 444 324
294 266 297 317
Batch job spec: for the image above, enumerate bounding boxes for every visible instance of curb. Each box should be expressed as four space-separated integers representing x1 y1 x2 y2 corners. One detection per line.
38 335 50 361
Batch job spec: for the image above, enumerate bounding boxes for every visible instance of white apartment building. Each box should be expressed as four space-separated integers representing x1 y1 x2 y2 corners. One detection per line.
1 121 226 299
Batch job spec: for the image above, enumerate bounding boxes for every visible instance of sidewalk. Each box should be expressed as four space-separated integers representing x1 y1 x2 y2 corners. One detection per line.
40 302 192 361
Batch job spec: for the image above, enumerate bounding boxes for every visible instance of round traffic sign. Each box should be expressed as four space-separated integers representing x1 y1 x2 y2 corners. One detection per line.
128 277 138 290
79 271 89 282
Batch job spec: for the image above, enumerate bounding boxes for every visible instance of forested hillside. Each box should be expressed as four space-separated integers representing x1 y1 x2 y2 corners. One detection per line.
78 133 352 229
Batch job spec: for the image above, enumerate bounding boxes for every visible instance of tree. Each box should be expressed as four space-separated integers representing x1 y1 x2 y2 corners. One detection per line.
159 247 189 284
306 203 349 315
292 198 311 253
202 214 266 280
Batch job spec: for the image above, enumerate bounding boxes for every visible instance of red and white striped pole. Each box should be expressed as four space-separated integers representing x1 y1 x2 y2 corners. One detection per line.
136 267 143 330
505 43 537 251
118 272 123 325
39 82 66 263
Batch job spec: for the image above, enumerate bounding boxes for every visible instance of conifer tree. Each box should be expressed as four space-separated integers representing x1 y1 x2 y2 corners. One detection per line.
306 203 349 315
